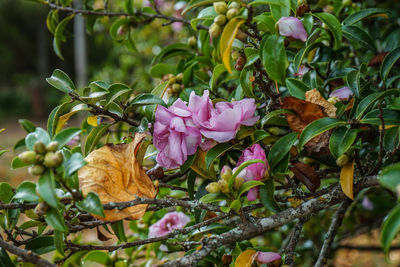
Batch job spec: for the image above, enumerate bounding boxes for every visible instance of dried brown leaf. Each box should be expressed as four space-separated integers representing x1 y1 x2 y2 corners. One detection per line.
290 162 320 192
78 133 157 221
305 89 337 118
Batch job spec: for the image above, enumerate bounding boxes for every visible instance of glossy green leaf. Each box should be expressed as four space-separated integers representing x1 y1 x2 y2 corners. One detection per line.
111 221 127 242
25 127 51 151
210 64 227 91
329 127 358 158
53 15 75 60
228 159 266 189
106 83 132 106
63 152 87 177
25 236 55 255
312 13 342 49
38 171 61 209
54 128 81 148
0 183 14 204
343 8 389 25
267 132 297 169
261 109 292 128
384 126 400 152
293 42 322 72
355 89 400 120
0 248 15 267
84 123 112 156
381 47 400 83
83 251 112 266
259 180 281 213
76 192 105 218
182 0 220 15
299 118 346 149
238 180 264 198
270 0 290 20
205 143 240 169
54 230 65 256
240 67 256 98
379 163 400 192
261 35 288 84
200 193 227 203
14 182 38 202
46 69 76 93
18 119 36 133
342 25 376 51
47 101 72 137
181 153 197 173
249 0 286 6
286 78 311 100
381 203 400 253
130 94 167 107
45 207 67 232
187 170 197 200
11 157 29 169
220 17 246 73
150 64 176 78
346 70 360 98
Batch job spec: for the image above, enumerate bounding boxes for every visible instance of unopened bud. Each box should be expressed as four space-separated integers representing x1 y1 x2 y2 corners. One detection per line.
232 51 240 61
296 2 310 17
220 165 232 181
213 1 228 14
336 154 349 167
210 23 222 38
342 0 352 6
46 141 59 152
188 36 197 47
18 151 37 165
55 151 64 165
29 165 45 176
323 5 334 14
206 182 221 193
214 14 227 26
172 83 181 93
218 179 230 194
34 202 49 217
176 73 184 82
43 152 62 168
228 1 240 9
226 8 239 20
234 56 246 71
328 96 339 105
233 176 244 190
34 141 46 155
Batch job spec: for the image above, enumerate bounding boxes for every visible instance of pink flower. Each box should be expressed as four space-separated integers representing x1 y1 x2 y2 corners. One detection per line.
234 144 268 201
329 86 353 101
188 90 259 143
362 196 374 211
256 252 281 265
276 16 308 42
148 212 190 238
153 99 202 169
295 65 310 77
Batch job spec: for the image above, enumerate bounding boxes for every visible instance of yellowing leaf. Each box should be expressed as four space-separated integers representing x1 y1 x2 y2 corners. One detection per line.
190 149 215 179
56 110 79 134
87 115 98 127
78 133 157 221
340 160 355 200
220 18 246 73
235 249 257 267
0 128 4 134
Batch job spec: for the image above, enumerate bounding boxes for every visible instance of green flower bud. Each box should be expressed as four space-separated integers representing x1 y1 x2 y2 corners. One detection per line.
34 141 46 155
218 179 230 194
46 141 59 152
18 151 37 165
55 151 64 165
44 152 62 168
233 176 244 190
206 182 221 193
188 36 197 47
34 202 49 217
342 0 351 6
213 1 228 14
29 165 45 176
214 14 227 26
226 8 239 20
228 1 241 9
172 83 181 93
35 154 44 164
231 50 240 61
336 154 349 167
210 23 222 38
220 165 232 181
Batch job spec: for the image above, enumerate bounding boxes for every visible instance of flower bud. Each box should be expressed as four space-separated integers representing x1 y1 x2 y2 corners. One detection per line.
226 8 239 20
222 254 233 265
44 152 62 168
210 23 222 38
228 1 240 9
323 5 334 14
46 141 59 152
34 202 49 217
35 154 44 164
188 36 197 47
233 176 244 190
342 0 352 6
234 56 246 71
336 154 349 167
29 165 45 176
218 179 230 194
18 151 37 165
296 2 310 17
34 141 46 155
220 165 232 181
214 14 227 26
328 96 339 105
172 83 181 93
55 151 64 165
176 73 184 82
231 51 240 61
213 1 228 14
206 182 221 193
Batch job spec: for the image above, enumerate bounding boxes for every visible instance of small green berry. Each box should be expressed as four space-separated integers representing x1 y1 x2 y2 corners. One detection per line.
213 1 228 14
210 23 222 38
18 151 37 165
336 154 349 167
206 182 221 193
29 165 45 176
46 141 59 152
228 1 241 9
226 8 239 20
214 14 227 26
33 141 46 155
188 36 197 47
176 73 184 82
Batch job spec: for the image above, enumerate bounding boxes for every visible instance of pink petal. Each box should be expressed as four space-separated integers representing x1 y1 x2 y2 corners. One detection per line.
256 252 281 264
278 16 308 42
329 86 353 100
247 187 259 201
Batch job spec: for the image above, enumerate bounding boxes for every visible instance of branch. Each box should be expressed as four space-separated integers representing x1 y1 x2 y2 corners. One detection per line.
282 215 310 266
314 199 352 267
162 176 378 267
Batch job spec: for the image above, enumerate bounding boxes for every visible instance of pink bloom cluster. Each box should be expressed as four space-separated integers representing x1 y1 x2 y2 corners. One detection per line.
234 144 268 201
148 211 190 238
154 90 259 169
276 16 308 42
256 251 281 265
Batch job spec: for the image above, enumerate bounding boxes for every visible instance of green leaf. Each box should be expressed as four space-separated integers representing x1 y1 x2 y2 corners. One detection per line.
46 69 76 93
381 47 400 83
293 42 322 72
0 183 14 204
270 0 290 20
381 204 400 253
11 157 29 169
205 143 240 169
299 118 346 149
25 236 55 255
0 150 6 157
54 230 65 256
130 93 167 107
286 78 311 100
248 0 286 6
76 192 105 218
83 251 112 266
47 101 72 137
182 0 220 15
238 180 264 198
63 152 87 177
220 17 246 73
150 64 176 78
84 123 112 156
14 182 38 202
329 127 358 158
18 119 36 133
384 126 400 152
152 43 193 64
342 25 376 51
38 171 61 209
25 128 51 150
228 159 266 189
355 89 400 120
240 67 256 98
187 170 197 200
312 13 342 49
45 207 67 232
267 132 297 169
379 163 400 192
53 15 75 60
259 180 281 213
106 83 132 106
181 153 197 173
54 128 81 148
0 248 15 267
200 193 227 203
343 8 389 25
346 70 360 98
261 35 288 84
210 64 227 91
111 221 127 242
261 109 292 128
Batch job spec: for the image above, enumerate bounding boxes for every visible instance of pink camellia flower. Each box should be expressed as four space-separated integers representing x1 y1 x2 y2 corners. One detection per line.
256 252 282 265
148 211 190 238
234 144 268 201
362 196 374 211
329 86 353 101
188 90 259 143
295 65 310 77
153 99 202 169
276 16 308 42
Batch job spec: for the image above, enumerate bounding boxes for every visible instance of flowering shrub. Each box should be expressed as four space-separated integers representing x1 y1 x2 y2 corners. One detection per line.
1 0 400 266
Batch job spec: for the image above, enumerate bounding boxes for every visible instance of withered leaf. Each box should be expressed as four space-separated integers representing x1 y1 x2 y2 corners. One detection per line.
290 162 320 193
305 89 337 118
368 52 388 67
78 133 157 221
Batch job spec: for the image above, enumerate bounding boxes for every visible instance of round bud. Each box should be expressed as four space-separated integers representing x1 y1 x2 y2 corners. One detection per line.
43 152 61 168
236 30 247 42
33 141 46 155
323 5 334 14
218 179 230 194
210 23 222 38
46 141 59 152
176 73 184 82
55 151 64 165
226 8 239 20
336 154 349 167
342 0 351 6
29 165 45 176
222 254 233 265
214 14 227 26
233 176 244 190
172 83 181 93
188 36 197 47
213 1 228 14
206 182 221 193
232 51 240 61
18 151 37 165
228 1 241 9
220 165 232 181
34 202 49 217
35 154 44 164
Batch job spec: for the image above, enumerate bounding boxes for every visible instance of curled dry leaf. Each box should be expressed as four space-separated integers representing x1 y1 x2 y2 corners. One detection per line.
78 133 157 221
305 89 337 118
290 162 320 192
